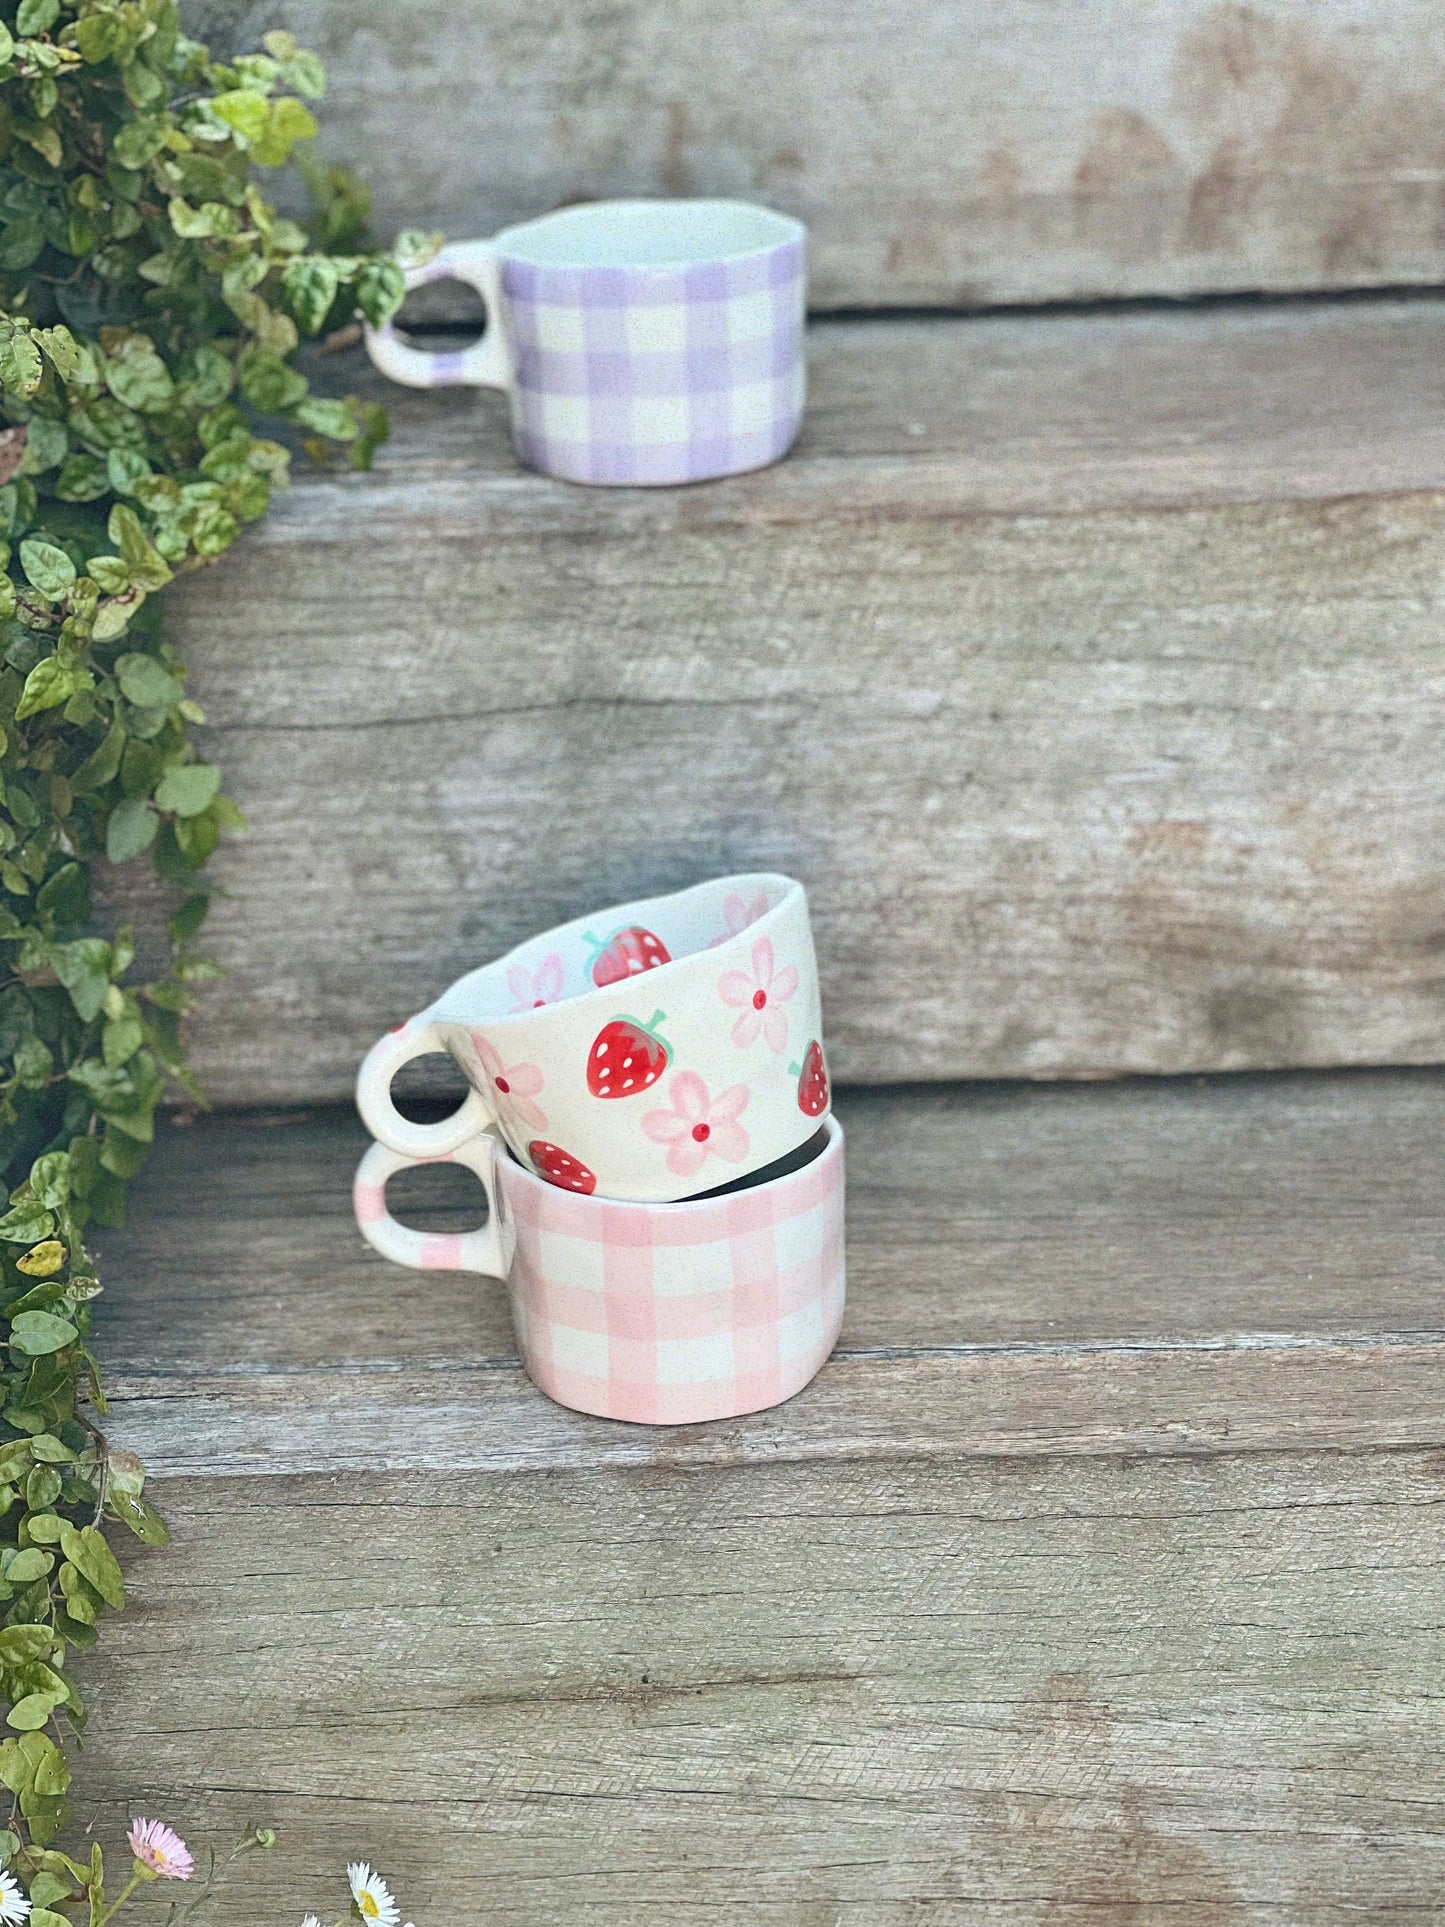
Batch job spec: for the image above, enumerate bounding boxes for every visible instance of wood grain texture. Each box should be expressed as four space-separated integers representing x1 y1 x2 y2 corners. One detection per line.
72 1074 1445 1919
188 0 1445 308
76 1454 1445 1924
91 1071 1445 1475
138 302 1445 1100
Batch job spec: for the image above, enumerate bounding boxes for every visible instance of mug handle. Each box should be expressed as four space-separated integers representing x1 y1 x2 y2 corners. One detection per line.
362 239 513 391
356 1020 492 1160
353 1130 510 1276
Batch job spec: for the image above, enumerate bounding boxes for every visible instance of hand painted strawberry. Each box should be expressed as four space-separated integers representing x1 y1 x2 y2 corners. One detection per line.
587 1009 671 1099
528 1140 597 1194
584 924 671 987
790 1040 830 1117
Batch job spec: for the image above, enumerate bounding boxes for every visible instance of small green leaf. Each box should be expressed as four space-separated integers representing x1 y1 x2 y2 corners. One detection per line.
105 797 157 863
0 330 42 397
17 417 66 476
238 349 307 414
16 0 60 34
19 540 76 601
74 11 120 61
59 1525 123 1609
154 763 220 817
0 1203 53 1244
70 722 125 791
355 257 406 329
16 657 90 722
105 349 173 413
50 936 112 1021
7 1694 59 1732
114 651 181 709
209 87 271 142
4 1548 54 1582
281 254 339 335
0 222 44 273
109 1490 168 1546
253 94 318 166
10 1312 77 1355
291 395 358 440
23 1481 61 1520
0 1627 54 1663
86 555 129 595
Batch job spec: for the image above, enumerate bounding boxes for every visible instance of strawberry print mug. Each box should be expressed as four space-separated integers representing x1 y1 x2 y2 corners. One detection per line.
356 874 830 1204
353 1118 845 1424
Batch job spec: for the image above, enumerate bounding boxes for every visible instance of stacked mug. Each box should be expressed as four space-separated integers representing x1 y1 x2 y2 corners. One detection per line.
352 875 842 1425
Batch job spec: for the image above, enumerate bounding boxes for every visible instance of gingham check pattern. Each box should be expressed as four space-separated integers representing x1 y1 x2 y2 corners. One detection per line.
503 241 806 485
505 1128 843 1424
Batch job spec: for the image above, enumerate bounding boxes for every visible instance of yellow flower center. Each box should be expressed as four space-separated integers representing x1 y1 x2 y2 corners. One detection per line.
358 1896 380 1920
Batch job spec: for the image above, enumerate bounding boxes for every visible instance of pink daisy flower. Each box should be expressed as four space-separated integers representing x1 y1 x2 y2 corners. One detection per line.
507 952 565 1012
717 936 799 1054
467 1035 548 1134
642 1071 750 1180
708 890 770 947
128 1818 193 1880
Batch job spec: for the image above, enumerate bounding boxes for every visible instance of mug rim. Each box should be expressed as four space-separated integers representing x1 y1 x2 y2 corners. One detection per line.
494 1112 842 1216
495 197 806 271
428 871 805 1033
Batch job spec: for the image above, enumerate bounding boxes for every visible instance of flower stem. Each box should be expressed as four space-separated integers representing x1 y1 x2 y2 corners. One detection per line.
95 1869 146 1926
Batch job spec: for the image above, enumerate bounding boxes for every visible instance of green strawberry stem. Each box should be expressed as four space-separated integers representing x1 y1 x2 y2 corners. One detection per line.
620 1010 671 1054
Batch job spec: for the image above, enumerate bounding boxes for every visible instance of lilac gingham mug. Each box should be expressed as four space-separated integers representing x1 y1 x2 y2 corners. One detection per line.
362 199 806 486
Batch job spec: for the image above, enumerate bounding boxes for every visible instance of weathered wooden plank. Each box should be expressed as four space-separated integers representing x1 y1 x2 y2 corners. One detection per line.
93 1073 1445 1473
189 0 1445 309
76 1452 1445 1923
98 1072 1445 1375
137 302 1445 1100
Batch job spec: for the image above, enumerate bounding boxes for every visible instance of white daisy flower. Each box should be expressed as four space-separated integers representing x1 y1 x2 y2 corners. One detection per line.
301 1918 323 1927
0 1869 30 1925
347 1863 400 1927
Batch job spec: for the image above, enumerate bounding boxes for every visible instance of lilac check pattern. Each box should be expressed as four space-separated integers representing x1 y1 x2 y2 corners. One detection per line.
502 239 806 486
504 1122 843 1424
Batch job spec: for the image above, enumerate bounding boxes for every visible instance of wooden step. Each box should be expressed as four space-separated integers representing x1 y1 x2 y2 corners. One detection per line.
148 297 1445 1102
195 0 1445 308
71 1070 1445 1920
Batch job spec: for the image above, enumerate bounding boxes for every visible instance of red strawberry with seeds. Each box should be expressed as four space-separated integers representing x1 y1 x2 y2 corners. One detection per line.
790 1040 830 1117
528 1140 597 1194
585 924 670 988
588 1009 671 1099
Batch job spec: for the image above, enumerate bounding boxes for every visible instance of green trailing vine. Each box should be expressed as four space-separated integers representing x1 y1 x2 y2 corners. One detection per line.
0 2 404 1907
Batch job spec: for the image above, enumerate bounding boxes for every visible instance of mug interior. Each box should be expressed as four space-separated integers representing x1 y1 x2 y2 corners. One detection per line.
431 873 797 1027
499 199 802 270
499 1121 831 1202
501 1112 841 1218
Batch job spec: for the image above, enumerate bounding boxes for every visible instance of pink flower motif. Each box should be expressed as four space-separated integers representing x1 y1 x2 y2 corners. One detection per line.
468 1034 548 1134
717 936 799 1054
507 952 565 1012
128 1818 194 1881
708 890 770 947
642 1071 750 1180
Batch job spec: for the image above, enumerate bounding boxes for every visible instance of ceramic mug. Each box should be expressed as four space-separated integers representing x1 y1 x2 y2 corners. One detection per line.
354 1117 845 1424
356 874 831 1204
362 198 806 486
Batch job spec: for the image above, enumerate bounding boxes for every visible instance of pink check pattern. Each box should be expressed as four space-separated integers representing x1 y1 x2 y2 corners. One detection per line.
504 1128 844 1424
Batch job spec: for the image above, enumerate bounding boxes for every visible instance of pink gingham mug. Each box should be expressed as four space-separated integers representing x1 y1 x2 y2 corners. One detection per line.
362 199 806 486
353 1118 845 1425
